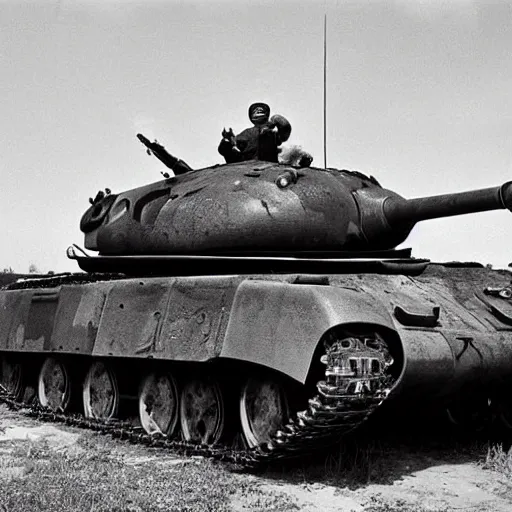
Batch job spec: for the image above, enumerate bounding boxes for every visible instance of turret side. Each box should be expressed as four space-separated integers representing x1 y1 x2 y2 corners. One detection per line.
81 162 368 255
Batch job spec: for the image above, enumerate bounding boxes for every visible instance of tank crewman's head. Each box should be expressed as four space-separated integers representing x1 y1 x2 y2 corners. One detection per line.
248 102 271 126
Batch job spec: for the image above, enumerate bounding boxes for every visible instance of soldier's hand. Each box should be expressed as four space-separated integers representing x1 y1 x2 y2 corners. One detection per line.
261 124 278 135
222 127 235 141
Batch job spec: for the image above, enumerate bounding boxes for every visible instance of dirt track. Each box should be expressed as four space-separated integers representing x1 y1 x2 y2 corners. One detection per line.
1 404 511 512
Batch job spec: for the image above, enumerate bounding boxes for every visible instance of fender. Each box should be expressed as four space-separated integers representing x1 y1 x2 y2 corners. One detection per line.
0 283 113 354
220 279 397 383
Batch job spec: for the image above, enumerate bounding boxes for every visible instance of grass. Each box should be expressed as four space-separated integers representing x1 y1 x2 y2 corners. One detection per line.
1 404 511 512
0 429 301 512
0 434 236 512
483 443 512 477
362 495 451 512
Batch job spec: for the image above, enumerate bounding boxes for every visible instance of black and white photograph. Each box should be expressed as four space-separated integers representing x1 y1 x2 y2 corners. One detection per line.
1 1 512 511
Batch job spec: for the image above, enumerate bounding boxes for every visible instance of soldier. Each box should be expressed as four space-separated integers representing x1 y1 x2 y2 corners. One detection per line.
218 103 292 163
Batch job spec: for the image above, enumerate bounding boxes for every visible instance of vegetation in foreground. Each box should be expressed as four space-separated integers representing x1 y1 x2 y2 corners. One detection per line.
1 411 512 512
484 444 512 477
0 435 237 512
0 428 302 512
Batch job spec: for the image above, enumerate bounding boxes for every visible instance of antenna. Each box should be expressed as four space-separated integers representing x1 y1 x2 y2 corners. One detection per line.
323 14 327 169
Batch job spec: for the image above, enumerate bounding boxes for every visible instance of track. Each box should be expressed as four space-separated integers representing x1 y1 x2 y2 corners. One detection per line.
0 331 395 469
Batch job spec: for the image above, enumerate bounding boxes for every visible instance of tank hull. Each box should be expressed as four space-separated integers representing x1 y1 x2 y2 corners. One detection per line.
2 264 512 460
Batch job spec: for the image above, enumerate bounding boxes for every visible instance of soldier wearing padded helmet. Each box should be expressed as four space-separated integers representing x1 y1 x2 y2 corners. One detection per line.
218 102 291 163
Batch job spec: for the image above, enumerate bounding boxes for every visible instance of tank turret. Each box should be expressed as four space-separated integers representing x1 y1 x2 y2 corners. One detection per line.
79 158 512 256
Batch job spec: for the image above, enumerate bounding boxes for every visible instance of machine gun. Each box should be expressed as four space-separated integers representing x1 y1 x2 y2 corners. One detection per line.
137 133 193 176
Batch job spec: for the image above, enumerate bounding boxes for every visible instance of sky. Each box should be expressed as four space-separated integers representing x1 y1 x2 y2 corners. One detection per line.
0 0 511 273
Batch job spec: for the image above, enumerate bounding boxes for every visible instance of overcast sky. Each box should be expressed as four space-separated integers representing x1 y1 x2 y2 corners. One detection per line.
1 0 511 273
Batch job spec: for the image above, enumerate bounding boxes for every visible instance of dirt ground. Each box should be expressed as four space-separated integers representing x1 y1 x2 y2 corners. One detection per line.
1 404 511 512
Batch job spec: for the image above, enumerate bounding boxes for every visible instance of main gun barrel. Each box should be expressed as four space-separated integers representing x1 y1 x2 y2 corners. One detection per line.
384 181 512 226
356 181 512 250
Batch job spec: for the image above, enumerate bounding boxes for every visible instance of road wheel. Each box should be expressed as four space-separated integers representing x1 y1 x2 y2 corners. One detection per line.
0 356 24 400
139 372 179 436
83 361 119 420
239 377 289 449
180 377 224 445
37 357 71 412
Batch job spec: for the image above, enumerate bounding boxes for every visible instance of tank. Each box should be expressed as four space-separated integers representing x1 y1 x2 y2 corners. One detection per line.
2 143 512 464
